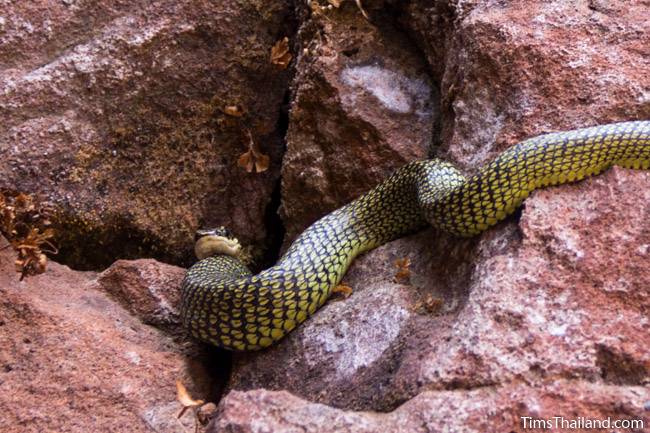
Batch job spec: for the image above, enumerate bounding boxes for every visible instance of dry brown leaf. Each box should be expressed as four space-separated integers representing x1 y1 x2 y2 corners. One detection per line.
197 402 218 426
14 193 34 211
223 105 244 117
332 283 353 298
176 380 204 419
1 206 16 236
15 227 56 280
411 294 444 315
271 37 292 69
423 295 443 315
254 152 270 173
237 151 255 173
327 0 342 7
393 257 411 284
237 130 270 173
175 379 213 433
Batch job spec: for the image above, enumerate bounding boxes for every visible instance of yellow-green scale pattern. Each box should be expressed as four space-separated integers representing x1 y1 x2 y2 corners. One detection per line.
181 121 650 350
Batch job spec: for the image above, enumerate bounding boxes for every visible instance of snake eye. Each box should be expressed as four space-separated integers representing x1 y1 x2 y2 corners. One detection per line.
218 226 233 238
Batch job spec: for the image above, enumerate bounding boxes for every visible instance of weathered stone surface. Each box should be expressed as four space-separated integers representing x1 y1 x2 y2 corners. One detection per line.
227 1 650 417
0 0 294 269
91 259 186 333
228 0 650 414
230 167 650 411
0 242 212 433
399 0 650 169
396 167 650 394
209 381 649 433
280 3 439 243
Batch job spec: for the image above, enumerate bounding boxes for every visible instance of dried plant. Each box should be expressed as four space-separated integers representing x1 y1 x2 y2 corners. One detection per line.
270 37 292 69
176 380 216 433
0 190 56 280
393 257 411 284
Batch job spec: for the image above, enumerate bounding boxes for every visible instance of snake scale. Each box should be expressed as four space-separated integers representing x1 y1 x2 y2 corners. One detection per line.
181 121 650 351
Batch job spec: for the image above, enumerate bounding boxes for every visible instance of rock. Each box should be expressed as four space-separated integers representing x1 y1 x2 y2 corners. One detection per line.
91 259 186 333
0 243 213 433
398 0 650 169
396 167 650 395
280 3 439 243
209 381 649 433
0 0 295 269
3 0 650 431
229 167 650 411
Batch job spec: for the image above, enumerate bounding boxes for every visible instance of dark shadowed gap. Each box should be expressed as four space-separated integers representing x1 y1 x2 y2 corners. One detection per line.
257 88 291 271
204 27 296 406
52 212 187 271
200 345 233 403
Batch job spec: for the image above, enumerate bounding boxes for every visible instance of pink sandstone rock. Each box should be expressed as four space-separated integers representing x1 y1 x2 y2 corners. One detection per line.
227 0 650 416
0 241 212 433
209 381 649 433
280 3 438 243
400 0 650 169
2 0 650 431
230 168 650 412
91 259 185 332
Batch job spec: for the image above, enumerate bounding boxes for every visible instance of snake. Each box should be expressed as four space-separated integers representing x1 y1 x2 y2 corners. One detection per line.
181 120 650 351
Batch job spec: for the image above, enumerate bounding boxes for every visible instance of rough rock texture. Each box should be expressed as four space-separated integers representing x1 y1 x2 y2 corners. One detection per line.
281 0 650 244
280 2 439 243
0 0 294 269
0 242 213 433
230 168 650 412
397 0 650 169
92 259 186 333
210 382 649 433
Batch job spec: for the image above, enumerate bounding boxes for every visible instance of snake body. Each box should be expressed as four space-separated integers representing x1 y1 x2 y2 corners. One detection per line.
181 121 650 351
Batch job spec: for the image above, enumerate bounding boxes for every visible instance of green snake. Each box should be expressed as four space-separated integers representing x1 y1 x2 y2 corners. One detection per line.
181 121 650 351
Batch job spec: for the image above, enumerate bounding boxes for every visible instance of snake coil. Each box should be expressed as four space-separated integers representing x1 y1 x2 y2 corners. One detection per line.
181 121 650 351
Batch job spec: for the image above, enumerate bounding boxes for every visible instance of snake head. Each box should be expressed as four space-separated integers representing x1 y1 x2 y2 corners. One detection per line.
194 226 242 260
